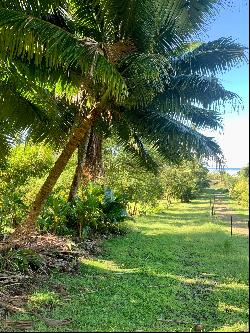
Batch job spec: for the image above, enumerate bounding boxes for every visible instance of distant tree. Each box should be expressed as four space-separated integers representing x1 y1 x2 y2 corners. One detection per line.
161 160 209 203
239 165 249 178
231 165 249 207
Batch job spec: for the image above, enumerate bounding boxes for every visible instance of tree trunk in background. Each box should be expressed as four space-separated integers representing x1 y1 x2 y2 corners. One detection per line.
83 128 104 183
67 128 91 202
2 111 97 249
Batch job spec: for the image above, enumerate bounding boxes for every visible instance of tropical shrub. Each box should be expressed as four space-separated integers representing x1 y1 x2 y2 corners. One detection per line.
0 143 55 232
38 184 129 237
0 142 129 236
208 171 236 192
230 165 249 207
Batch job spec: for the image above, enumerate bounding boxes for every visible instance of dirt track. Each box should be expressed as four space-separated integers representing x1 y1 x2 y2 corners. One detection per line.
213 194 249 237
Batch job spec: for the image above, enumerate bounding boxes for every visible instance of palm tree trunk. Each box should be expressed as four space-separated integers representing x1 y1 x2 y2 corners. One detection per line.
3 111 96 248
83 129 104 182
67 128 91 202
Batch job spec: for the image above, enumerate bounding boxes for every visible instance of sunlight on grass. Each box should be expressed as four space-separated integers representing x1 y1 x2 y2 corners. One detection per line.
28 291 60 309
81 258 140 273
7 191 248 332
212 322 249 332
218 302 248 314
218 282 249 291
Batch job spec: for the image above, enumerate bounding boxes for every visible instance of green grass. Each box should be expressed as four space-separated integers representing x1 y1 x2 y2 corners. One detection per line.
226 197 249 219
9 191 249 332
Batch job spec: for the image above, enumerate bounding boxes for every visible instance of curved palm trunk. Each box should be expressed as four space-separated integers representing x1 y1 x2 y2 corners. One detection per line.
67 128 91 202
3 111 97 248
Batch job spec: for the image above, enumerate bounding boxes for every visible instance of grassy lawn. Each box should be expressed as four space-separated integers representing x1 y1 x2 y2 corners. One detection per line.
10 191 249 332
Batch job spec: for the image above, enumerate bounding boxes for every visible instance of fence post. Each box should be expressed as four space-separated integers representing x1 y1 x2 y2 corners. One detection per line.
211 205 214 216
230 216 233 236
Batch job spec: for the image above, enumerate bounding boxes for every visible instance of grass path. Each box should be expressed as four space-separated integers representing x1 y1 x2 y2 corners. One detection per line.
11 191 249 332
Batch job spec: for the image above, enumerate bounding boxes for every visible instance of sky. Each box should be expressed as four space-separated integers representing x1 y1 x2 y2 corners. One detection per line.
200 0 249 168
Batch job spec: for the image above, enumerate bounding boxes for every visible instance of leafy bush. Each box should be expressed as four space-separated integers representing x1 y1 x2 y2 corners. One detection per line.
208 166 249 208
38 183 129 237
104 145 164 215
0 144 55 233
230 166 249 207
0 143 77 234
1 143 54 186
208 171 236 191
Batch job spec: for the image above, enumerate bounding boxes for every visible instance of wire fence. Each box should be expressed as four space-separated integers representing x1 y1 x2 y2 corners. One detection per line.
209 194 249 236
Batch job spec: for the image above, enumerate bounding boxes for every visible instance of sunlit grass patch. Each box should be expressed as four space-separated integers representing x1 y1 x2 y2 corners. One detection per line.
218 302 248 314
81 258 140 274
28 291 60 309
212 322 249 332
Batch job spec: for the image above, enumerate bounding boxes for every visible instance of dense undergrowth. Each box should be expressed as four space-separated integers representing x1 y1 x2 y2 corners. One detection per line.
0 143 210 238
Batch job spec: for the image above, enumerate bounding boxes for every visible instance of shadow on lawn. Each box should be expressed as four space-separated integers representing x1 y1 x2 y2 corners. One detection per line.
23 189 248 332
27 225 248 332
74 226 248 332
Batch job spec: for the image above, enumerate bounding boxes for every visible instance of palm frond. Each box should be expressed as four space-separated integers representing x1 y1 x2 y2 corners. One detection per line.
125 109 224 163
118 53 171 108
154 94 223 130
173 37 248 76
0 77 75 158
156 0 225 52
169 74 241 109
0 9 127 102
0 0 62 15
113 119 159 172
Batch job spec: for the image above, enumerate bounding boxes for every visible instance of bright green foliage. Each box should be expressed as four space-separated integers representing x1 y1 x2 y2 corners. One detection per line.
208 171 235 191
103 143 165 215
208 166 249 208
38 184 129 237
0 58 80 156
230 166 249 208
1 143 54 185
161 160 209 202
239 165 249 178
0 143 129 236
0 143 55 232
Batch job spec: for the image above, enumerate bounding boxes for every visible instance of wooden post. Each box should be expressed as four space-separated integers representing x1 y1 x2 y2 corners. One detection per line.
209 197 212 207
230 216 233 236
213 195 216 204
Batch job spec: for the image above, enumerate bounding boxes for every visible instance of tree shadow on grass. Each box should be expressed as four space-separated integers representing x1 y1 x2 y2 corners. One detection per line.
21 225 248 332
63 226 248 332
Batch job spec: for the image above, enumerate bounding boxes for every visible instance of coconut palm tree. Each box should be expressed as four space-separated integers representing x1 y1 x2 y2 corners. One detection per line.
0 0 247 244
